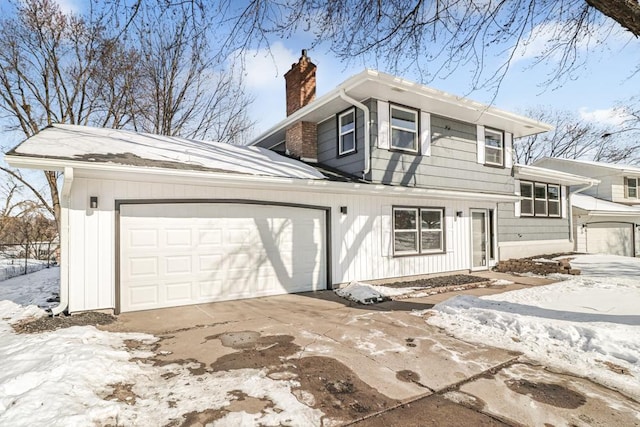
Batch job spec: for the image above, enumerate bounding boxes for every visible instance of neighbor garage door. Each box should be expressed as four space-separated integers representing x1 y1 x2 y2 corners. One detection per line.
119 203 326 312
586 222 634 257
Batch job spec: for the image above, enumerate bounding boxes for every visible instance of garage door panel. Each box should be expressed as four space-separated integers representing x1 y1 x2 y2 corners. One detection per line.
128 257 158 278
198 229 222 245
129 285 159 306
165 256 191 274
166 282 192 302
166 229 192 247
120 203 326 312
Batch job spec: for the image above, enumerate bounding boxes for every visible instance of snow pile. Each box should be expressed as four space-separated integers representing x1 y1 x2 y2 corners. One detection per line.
335 281 418 304
426 275 640 400
0 259 49 281
0 301 323 426
0 267 59 309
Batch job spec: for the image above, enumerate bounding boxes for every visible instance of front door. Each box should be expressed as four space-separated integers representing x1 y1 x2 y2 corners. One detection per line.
471 209 488 270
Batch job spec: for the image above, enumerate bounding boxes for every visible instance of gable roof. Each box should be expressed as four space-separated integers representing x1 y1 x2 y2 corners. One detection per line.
250 69 552 149
572 193 640 216
5 124 325 180
534 157 640 175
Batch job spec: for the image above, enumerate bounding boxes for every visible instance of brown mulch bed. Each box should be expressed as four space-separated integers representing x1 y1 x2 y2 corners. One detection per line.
13 311 116 334
381 274 488 289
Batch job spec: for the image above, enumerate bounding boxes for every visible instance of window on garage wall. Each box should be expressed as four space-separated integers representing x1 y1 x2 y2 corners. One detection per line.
393 207 444 255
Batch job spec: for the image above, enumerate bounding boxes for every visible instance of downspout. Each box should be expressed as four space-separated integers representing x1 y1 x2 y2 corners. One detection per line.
49 167 73 316
338 89 370 178
568 181 596 244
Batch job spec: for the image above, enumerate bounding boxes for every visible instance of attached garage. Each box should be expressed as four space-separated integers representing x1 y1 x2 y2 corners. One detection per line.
118 202 327 313
585 222 634 257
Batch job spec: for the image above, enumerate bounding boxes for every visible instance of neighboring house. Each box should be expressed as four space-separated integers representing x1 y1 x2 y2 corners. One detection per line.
534 157 640 257
4 51 593 314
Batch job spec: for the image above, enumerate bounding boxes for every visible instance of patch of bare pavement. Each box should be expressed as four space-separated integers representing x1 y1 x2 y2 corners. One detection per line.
97 281 640 426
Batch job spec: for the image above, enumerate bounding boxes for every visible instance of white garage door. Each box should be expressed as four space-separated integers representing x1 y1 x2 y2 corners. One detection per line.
119 203 326 312
586 222 634 257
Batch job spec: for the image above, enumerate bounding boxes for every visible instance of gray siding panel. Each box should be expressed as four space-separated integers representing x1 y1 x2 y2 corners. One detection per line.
370 114 514 194
498 203 570 242
317 107 365 176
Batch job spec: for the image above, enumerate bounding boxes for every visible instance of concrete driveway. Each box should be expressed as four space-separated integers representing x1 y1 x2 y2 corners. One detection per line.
103 277 640 426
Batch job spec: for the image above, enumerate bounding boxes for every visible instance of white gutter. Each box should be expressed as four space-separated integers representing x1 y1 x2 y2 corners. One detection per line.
568 182 597 244
338 89 371 177
50 166 73 316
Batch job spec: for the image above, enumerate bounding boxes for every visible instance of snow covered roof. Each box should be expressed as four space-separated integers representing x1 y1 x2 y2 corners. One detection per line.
535 157 640 175
572 193 640 216
514 164 599 186
6 124 325 180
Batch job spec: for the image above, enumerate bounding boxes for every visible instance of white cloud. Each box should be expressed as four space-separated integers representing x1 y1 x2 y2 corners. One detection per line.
579 107 631 127
240 42 356 137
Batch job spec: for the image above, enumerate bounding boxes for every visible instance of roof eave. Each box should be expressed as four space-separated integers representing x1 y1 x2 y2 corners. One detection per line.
249 69 552 146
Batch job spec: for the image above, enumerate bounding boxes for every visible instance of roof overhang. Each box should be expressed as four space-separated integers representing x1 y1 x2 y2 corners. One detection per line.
5 153 519 202
250 69 553 148
514 164 600 186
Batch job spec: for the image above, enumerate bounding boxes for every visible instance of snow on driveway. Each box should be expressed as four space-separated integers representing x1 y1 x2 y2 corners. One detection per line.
0 275 322 426
426 254 640 401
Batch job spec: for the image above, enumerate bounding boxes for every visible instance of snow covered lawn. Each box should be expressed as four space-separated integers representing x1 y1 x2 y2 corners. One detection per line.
0 258 50 281
425 254 640 400
0 267 59 309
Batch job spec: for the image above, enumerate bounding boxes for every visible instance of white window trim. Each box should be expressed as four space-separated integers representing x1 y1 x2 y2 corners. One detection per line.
420 208 444 253
393 207 419 255
390 105 419 153
484 128 504 167
520 181 534 216
547 184 561 217
392 206 445 255
338 108 356 155
626 177 638 199
534 183 548 217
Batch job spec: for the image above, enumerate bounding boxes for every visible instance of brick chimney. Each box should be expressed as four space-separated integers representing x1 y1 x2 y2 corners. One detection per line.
284 49 318 162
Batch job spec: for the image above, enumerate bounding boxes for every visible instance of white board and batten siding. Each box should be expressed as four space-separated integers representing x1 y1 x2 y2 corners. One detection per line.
68 173 494 312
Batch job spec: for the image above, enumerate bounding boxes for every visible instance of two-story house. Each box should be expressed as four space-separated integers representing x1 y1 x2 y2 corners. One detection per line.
5 51 595 314
252 51 595 262
534 157 640 257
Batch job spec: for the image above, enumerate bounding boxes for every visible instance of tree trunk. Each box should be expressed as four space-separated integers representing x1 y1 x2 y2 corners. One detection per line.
586 0 640 36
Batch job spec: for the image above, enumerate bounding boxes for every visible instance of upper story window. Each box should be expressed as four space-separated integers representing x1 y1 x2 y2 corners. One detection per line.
393 207 444 255
520 181 561 217
338 109 356 155
625 177 638 199
390 105 418 152
484 128 504 166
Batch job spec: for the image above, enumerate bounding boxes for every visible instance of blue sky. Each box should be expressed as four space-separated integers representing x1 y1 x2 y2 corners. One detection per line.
3 0 639 144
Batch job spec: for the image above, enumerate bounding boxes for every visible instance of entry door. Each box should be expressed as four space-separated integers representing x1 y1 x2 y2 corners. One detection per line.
471 209 488 270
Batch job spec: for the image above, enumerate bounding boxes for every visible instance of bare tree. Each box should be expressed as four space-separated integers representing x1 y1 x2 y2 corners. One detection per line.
0 0 254 230
209 0 638 95
514 107 640 165
130 3 254 143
